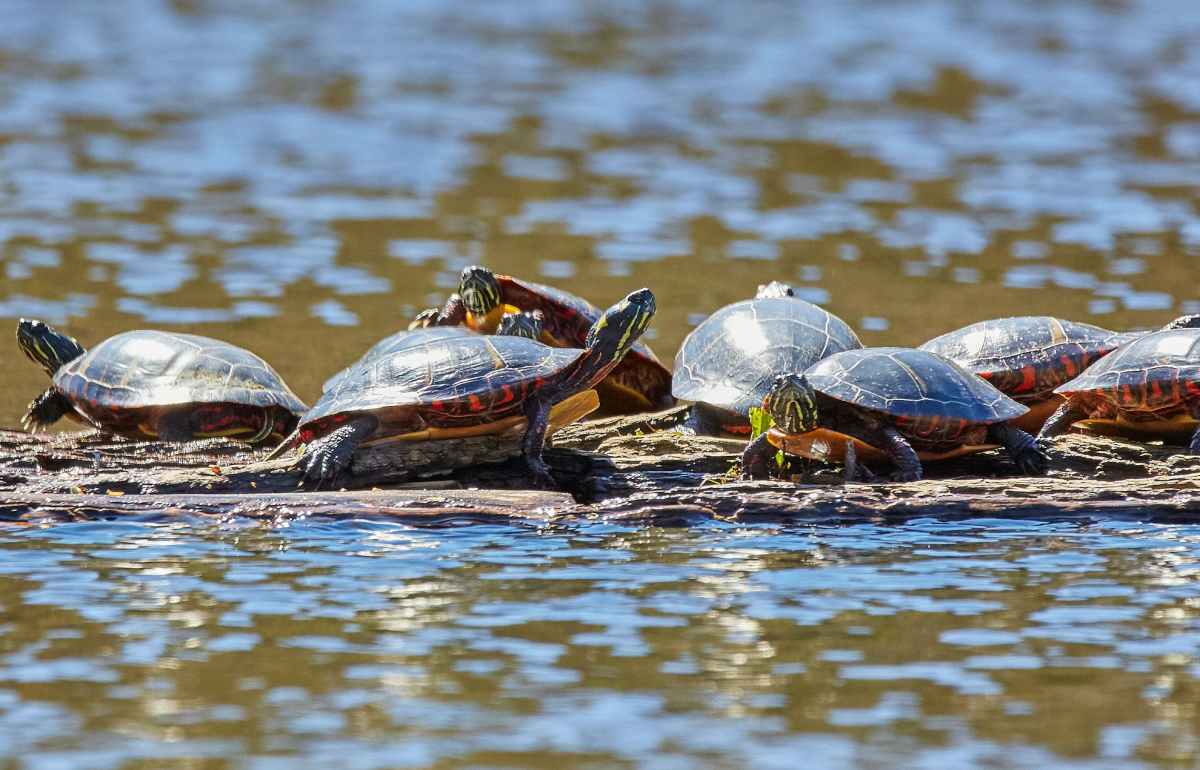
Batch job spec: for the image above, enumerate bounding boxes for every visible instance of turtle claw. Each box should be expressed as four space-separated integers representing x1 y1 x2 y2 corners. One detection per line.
298 416 377 487
300 440 350 486
21 412 47 434
526 458 555 489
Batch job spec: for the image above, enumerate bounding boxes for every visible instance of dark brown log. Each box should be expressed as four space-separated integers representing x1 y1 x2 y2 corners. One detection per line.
0 489 573 525
6 417 1200 526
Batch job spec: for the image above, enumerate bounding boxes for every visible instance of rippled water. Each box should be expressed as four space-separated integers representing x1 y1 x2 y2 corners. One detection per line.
5 519 1200 768
3 0 1200 764
3 0 1200 423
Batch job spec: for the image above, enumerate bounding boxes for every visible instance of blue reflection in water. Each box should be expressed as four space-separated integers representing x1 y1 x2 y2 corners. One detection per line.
0 519 1198 766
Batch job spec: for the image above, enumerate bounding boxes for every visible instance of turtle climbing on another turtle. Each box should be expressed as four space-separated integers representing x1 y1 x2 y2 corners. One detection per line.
431 266 674 415
741 347 1047 482
16 319 306 445
920 314 1200 432
323 311 545 394
273 288 657 486
1037 327 1200 451
672 282 861 436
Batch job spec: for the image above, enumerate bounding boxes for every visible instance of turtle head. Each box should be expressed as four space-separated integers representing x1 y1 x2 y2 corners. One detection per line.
498 310 545 340
756 281 795 299
16 319 86 377
459 266 501 317
766 374 819 435
585 288 655 362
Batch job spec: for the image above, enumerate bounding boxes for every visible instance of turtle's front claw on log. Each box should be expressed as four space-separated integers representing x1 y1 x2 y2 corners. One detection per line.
1014 446 1049 475
526 459 555 489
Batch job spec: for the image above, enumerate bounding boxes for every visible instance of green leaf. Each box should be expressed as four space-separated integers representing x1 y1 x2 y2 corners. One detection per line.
748 407 775 440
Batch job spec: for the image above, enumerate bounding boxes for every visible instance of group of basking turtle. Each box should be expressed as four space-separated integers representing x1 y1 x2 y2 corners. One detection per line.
14 265 1200 487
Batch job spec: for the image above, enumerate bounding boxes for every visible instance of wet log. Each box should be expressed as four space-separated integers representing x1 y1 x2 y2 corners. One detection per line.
0 489 574 525
5 410 1200 525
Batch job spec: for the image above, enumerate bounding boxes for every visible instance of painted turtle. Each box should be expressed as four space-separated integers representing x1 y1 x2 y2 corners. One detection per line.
274 288 656 484
741 347 1046 481
920 314 1200 432
322 311 545 394
672 282 862 436
1037 328 1200 450
16 319 305 444
433 266 673 415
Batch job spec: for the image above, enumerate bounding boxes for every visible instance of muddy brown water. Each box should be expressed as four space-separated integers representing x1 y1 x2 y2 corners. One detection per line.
3 0 1200 766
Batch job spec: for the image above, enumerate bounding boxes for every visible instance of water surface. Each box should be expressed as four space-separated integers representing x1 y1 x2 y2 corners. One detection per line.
2 1 1200 766
1 0 1199 423
3 519 1200 768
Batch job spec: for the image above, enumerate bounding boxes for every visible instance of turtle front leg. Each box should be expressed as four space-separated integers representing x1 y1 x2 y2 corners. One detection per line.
828 410 923 482
407 307 441 330
22 388 74 432
522 397 554 487
434 294 468 327
1036 396 1092 445
681 402 728 437
740 433 777 479
987 421 1048 475
302 414 380 485
1188 404 1200 456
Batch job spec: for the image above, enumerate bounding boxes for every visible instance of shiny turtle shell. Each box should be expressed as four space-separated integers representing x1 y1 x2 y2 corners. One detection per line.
297 334 587 443
672 296 861 429
55 331 306 441
919 316 1136 405
806 347 1027 453
322 327 476 394
1053 329 1200 424
475 276 674 412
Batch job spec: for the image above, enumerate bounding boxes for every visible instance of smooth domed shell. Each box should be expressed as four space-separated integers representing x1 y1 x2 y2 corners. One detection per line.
672 297 861 416
806 347 1027 423
1054 328 1200 396
303 334 582 426
323 327 478 393
919 316 1134 374
55 331 305 412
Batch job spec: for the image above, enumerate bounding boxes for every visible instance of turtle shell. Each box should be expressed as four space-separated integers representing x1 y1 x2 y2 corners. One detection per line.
672 296 861 418
55 331 306 436
322 327 476 394
919 316 1135 405
807 347 1026 451
494 276 674 410
299 334 582 441
1053 328 1200 414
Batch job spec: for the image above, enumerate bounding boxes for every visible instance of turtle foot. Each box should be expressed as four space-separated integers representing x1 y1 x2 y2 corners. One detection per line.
302 432 355 484
526 458 555 489
990 422 1049 475
300 416 377 486
889 470 922 483
23 388 71 434
1013 444 1049 475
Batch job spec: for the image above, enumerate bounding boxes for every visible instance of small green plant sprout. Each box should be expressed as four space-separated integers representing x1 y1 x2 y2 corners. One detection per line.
748 406 775 440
